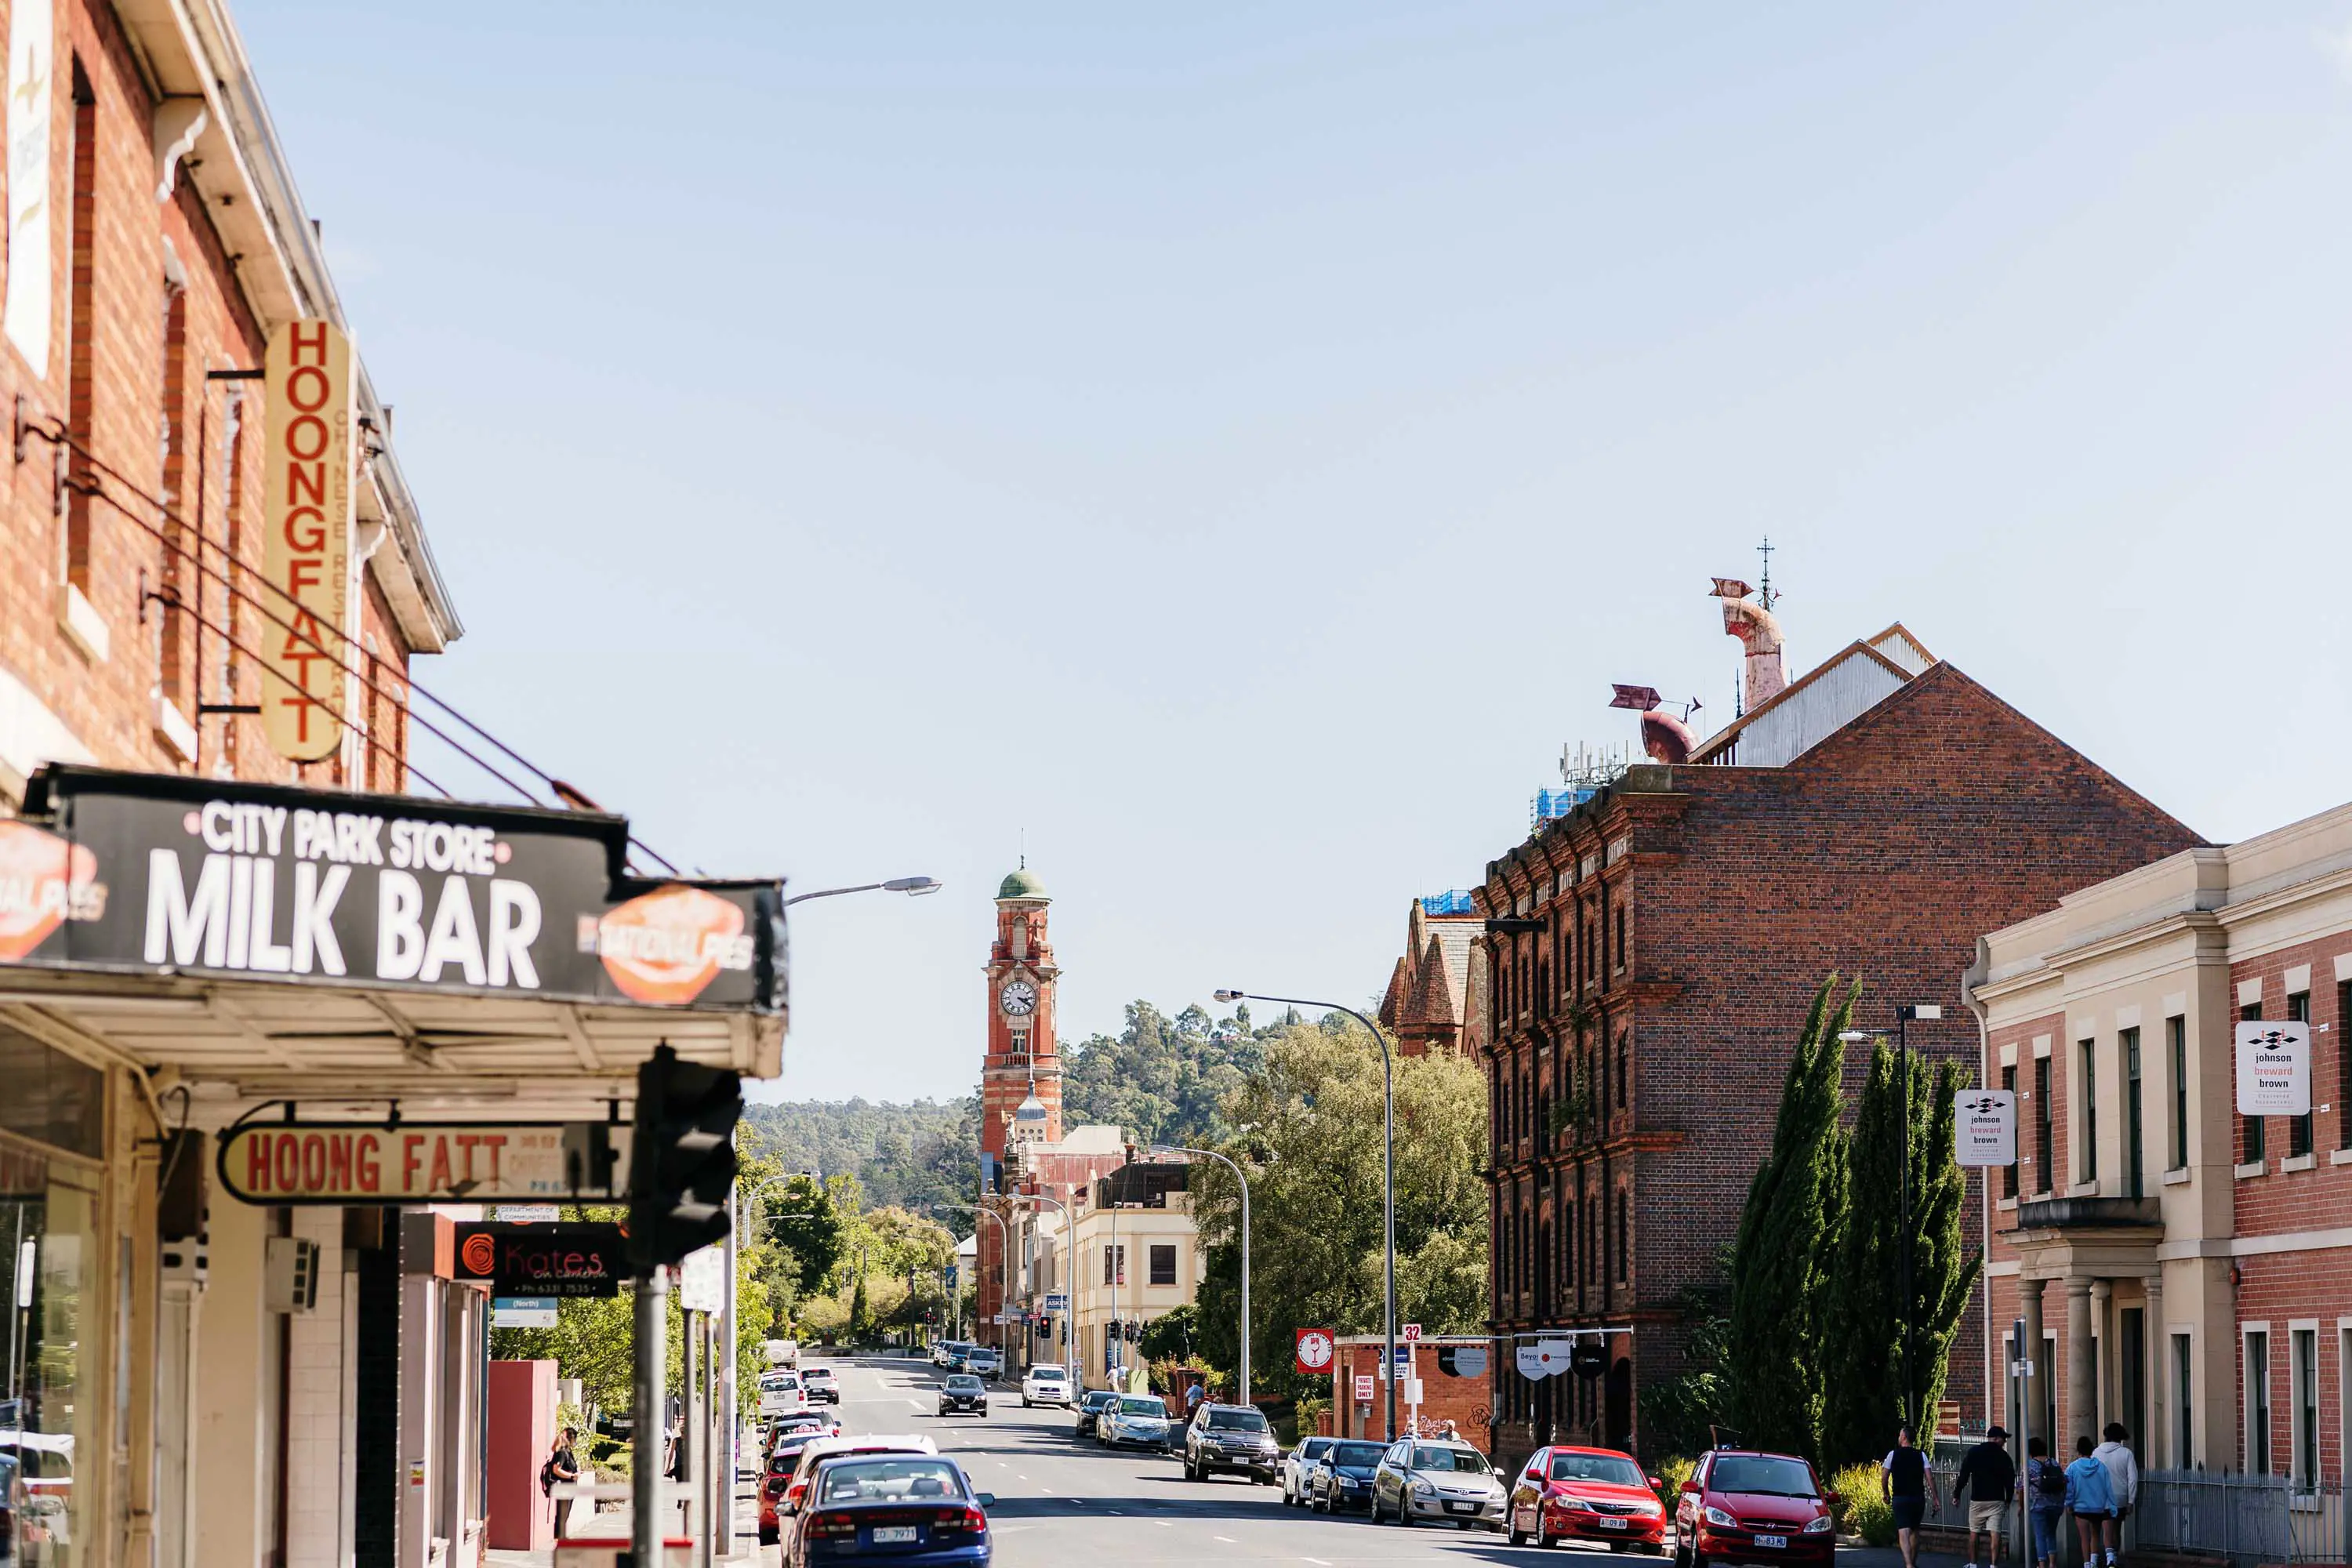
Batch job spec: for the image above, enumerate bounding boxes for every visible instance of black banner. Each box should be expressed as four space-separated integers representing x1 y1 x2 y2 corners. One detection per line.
453 1221 630 1296
0 765 784 1013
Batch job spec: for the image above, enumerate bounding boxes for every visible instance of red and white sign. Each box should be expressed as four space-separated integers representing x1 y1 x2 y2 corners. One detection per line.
260 318 354 763
0 820 101 960
1352 1374 1375 1403
1401 1323 1423 1342
1294 1327 1335 1375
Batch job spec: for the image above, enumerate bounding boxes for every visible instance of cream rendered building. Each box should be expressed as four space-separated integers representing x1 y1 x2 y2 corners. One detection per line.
1018 1157 1205 1392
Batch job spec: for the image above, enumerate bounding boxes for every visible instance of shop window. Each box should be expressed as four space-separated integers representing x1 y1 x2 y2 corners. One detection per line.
1148 1244 1176 1287
0 1025 106 1157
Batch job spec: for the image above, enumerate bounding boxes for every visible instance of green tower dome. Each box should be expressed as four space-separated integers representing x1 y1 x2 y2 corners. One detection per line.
996 866 1048 901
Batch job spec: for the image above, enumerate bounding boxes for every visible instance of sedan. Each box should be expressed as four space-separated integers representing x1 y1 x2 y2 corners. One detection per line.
804 1367 842 1405
1507 1444 1668 1552
786 1454 994 1566
1370 1438 1508 1530
1307 1439 1388 1514
1282 1437 1336 1508
1099 1394 1174 1451
1073 1390 1119 1438
936 1374 989 1417
1672 1449 1835 1568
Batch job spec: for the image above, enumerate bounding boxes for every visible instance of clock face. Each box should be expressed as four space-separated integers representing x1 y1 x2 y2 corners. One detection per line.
1000 979 1038 1017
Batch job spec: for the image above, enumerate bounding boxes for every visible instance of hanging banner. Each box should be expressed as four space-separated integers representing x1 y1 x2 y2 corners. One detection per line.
3 0 53 372
5 766 786 1013
2236 1021 2310 1116
260 318 354 763
1955 1088 2017 1167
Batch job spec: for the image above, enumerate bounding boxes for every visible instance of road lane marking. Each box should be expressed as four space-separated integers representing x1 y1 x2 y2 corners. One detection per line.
1214 1536 1236 1544
1303 1559 1333 1565
1153 1519 1171 1527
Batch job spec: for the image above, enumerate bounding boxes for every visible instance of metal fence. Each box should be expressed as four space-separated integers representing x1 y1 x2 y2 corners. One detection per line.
1922 1452 2346 1568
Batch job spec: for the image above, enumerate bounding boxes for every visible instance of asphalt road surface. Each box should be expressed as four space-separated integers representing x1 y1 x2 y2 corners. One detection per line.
783 1352 1671 1568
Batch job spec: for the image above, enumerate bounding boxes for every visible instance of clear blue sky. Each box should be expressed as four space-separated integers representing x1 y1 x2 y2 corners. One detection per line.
241 2 2352 1102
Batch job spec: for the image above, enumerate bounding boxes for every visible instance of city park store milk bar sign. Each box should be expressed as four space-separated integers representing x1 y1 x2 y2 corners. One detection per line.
217 1120 631 1206
0 765 786 1011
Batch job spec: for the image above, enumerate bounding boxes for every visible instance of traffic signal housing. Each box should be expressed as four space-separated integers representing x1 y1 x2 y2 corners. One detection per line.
627 1043 742 1269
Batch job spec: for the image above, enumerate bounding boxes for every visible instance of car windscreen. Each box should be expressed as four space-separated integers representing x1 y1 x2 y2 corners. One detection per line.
1118 1396 1167 1417
1333 1443 1385 1467
1083 1392 1116 1407
1411 1446 1490 1473
1206 1409 1269 1432
1552 1453 1646 1486
1709 1456 1817 1497
818 1457 966 1504
946 1376 983 1391
1030 1365 1066 1379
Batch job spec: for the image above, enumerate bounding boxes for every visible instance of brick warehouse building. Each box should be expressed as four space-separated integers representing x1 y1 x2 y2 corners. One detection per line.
1971 797 2352 1507
1475 585 2201 1467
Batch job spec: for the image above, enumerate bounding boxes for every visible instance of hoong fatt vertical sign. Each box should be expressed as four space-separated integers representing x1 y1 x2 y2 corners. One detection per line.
3 0 54 372
261 318 354 763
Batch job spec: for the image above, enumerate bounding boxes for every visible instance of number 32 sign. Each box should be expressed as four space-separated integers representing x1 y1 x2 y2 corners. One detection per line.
1295 1327 1335 1375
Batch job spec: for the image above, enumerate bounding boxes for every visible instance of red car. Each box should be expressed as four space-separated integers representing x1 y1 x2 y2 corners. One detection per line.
1505 1444 1668 1551
757 1426 839 1544
1673 1449 1837 1568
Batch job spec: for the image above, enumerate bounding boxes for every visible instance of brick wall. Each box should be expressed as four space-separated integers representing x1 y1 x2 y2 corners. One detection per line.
1330 1338 1493 1451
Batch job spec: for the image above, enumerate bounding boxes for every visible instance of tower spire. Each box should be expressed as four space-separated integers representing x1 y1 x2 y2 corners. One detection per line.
1757 535 1778 612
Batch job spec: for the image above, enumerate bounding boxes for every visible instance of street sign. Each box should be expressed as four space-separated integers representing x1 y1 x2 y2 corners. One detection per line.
1378 1344 1411 1377
1044 1293 1068 1312
493 1295 559 1328
218 1120 630 1207
1955 1089 2016 1167
2236 1021 2310 1116
494 1203 561 1224
1401 1323 1422 1342
1353 1374 1375 1402
1403 1377 1425 1405
677 1244 724 1312
452 1222 627 1297
944 1265 958 1288
1294 1328 1335 1375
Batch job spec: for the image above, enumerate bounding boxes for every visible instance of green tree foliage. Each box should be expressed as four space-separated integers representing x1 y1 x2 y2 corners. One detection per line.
1138 1303 1200 1363
1062 1001 1265 1149
766 1173 844 1295
740 1096 978 1213
1822 1047 1980 1464
1189 1014 1488 1403
1641 1251 1733 1459
1726 975 1857 1460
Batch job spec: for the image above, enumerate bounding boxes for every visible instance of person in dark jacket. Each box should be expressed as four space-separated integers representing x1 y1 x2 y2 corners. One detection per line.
1952 1425 2016 1568
546 1427 581 1541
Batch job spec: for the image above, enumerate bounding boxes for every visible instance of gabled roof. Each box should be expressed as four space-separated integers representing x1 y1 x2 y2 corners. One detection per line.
1690 634 1922 766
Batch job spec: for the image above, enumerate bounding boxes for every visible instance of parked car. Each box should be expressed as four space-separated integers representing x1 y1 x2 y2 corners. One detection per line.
803 1367 842 1405
1282 1436 1337 1507
784 1453 994 1566
937 1374 989 1417
1020 1363 1072 1407
766 1338 800 1369
966 1346 1003 1378
1671 1449 1835 1568
1098 1394 1174 1451
760 1428 843 1545
770 1436 941 1547
1073 1389 1119 1438
1370 1437 1507 1530
1506 1444 1668 1551
1181 1403 1279 1484
1305 1438 1388 1514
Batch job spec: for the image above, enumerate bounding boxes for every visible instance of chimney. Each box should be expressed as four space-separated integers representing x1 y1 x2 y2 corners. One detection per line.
1713 579 1786 711
1608 684 1697 764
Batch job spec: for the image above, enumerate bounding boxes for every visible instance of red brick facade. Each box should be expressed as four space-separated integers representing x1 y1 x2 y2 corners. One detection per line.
1478 658 2201 1467
978 873 1061 1327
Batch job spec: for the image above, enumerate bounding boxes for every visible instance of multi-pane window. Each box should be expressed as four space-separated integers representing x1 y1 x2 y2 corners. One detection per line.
2241 1001 2266 1163
2291 1328 2318 1491
1149 1244 1176 1287
2169 1016 2188 1171
2079 1040 2099 1183
2122 1027 2143 1198
1102 1244 1124 1286
2034 1055 2054 1194
2001 1064 2019 1199
2246 1331 2271 1474
2287 993 2313 1158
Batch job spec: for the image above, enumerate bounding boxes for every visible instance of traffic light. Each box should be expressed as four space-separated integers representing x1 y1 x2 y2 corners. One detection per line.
626 1042 742 1269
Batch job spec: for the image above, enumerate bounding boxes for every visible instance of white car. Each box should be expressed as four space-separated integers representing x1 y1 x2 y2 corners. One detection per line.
757 1368 807 1417
1021 1363 1073 1407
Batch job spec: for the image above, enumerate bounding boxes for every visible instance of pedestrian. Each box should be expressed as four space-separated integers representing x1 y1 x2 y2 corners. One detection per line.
2064 1434 2117 1567
543 1425 581 1541
1881 1426 1930 1568
2092 1422 2139 1567
2022 1437 2067 1568
1185 1381 1204 1418
1953 1424 2016 1568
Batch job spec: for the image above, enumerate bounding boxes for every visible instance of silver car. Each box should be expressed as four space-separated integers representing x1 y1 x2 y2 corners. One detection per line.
1370 1438 1508 1530
1099 1393 1174 1451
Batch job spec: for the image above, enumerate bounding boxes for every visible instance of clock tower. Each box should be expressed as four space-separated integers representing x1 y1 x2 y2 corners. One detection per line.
978 864 1061 1329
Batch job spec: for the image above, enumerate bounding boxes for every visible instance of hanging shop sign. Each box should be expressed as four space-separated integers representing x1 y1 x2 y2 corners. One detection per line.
260 318 355 763
1294 1328 1334 1376
216 1120 630 1207
1438 1345 1487 1378
1514 1345 1553 1379
2235 1021 2310 1116
5 765 786 1012
453 1221 627 1297
1954 1088 2017 1168
1570 1340 1609 1379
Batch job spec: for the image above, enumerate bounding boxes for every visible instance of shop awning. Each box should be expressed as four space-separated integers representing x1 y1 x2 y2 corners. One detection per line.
0 765 786 1117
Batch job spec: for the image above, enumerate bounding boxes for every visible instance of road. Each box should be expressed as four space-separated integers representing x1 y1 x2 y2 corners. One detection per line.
793 1353 1655 1567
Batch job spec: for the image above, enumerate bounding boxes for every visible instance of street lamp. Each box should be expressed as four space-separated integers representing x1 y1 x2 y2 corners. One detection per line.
1152 1143 1251 1405
1216 988 1396 1438
1840 1001 1942 1439
1024 1192 1073 1364
935 1200 1014 1368
783 876 942 908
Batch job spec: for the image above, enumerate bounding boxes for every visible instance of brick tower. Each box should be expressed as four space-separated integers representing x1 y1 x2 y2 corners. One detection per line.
976 865 1061 1331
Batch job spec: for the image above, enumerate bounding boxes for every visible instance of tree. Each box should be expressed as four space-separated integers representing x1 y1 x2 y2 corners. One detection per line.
768 1174 844 1295
1642 1251 1733 1459
1726 975 1857 1460
1062 1000 1266 1149
1824 1046 1979 1464
1139 1304 1200 1364
1189 1013 1488 1404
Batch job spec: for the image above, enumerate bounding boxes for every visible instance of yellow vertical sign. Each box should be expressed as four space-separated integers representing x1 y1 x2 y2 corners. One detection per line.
260 319 354 763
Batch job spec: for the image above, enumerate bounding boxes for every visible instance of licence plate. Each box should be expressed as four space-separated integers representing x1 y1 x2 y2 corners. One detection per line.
872 1526 918 1544
1599 1518 1628 1530
1755 1534 1788 1549
1447 1501 1475 1513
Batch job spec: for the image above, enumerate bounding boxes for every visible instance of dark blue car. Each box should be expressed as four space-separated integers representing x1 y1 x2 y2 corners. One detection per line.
786 1454 995 1566
1308 1439 1389 1514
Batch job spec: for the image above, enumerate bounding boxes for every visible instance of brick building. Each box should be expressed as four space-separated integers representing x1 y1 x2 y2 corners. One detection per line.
1970 798 2352 1498
1330 1335 1495 1451
1475 584 2201 1466
1378 894 1491 1057
978 865 1063 1335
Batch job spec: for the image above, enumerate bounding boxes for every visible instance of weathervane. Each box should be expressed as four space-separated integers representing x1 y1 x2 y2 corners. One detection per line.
1757 535 1778 612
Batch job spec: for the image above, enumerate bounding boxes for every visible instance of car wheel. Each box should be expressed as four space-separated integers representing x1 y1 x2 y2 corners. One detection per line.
1370 1497 1386 1525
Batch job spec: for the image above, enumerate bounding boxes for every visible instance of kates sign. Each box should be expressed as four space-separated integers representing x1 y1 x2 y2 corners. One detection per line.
216 1120 630 1206
4 766 785 1012
452 1221 627 1297
2236 1021 2310 1116
261 318 355 763
1955 1088 2017 1168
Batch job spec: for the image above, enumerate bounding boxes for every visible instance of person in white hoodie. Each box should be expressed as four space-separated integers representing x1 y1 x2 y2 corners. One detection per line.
2090 1422 2140 1566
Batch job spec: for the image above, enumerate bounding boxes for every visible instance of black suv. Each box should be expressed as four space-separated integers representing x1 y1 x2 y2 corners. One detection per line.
1183 1403 1279 1484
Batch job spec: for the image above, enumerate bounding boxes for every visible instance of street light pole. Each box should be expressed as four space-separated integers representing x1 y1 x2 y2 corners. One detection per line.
1025 1192 1073 1369
1152 1143 1250 1404
782 876 942 908
1218 989 1395 1438
935 1201 1013 1370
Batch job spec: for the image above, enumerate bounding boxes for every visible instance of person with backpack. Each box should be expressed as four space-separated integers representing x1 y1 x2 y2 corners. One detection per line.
1951 1424 2016 1568
1881 1427 1931 1568
2022 1436 2067 1568
542 1426 581 1541
2065 1433 2118 1568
